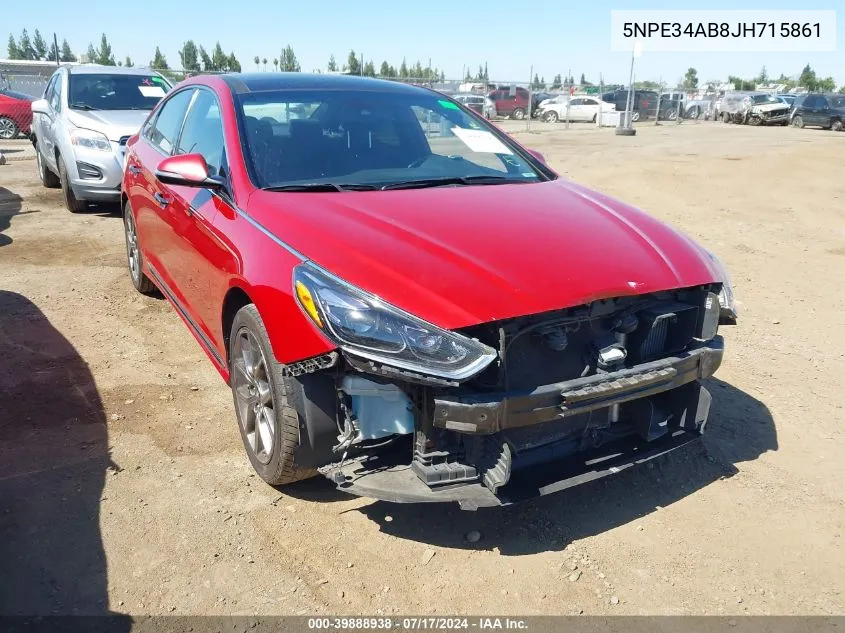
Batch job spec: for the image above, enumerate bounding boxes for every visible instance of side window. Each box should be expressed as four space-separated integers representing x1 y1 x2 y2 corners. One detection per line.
802 95 818 108
176 90 225 177
49 75 62 112
148 89 195 154
818 96 829 108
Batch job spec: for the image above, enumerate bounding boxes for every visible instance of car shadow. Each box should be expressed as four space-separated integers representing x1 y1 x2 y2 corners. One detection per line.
357 378 776 555
0 186 23 247
0 291 129 625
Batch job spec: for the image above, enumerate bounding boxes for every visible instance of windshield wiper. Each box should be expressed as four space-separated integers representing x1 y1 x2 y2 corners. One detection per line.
380 175 529 191
69 102 100 111
262 183 378 192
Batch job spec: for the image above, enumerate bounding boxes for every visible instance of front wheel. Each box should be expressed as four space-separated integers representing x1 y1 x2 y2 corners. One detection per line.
0 116 18 140
543 110 558 123
230 305 317 486
792 115 804 129
57 157 87 213
511 108 525 120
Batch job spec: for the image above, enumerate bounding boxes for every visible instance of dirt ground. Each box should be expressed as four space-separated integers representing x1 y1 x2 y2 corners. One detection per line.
1 121 844 617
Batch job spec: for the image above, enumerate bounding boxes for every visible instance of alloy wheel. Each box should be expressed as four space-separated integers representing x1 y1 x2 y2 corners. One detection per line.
124 209 141 284
232 328 276 464
0 117 16 139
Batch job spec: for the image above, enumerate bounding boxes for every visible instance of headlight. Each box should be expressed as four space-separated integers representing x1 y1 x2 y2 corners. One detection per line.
705 251 738 322
293 263 497 380
70 128 112 152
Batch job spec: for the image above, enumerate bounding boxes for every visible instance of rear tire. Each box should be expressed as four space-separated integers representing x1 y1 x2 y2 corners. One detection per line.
230 305 317 486
36 145 60 188
832 119 843 132
0 116 18 140
511 108 525 120
58 157 87 213
543 110 558 123
631 111 640 122
123 200 156 295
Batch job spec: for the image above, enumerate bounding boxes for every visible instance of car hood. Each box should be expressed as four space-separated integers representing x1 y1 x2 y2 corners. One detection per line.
751 103 789 113
66 109 150 141
248 180 721 329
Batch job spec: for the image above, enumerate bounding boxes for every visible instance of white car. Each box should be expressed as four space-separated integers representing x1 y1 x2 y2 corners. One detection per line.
539 96 615 123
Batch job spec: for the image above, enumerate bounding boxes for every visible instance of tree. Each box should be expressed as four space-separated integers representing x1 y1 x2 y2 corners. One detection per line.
32 29 47 60
363 60 376 77
280 45 300 72
96 33 116 65
346 49 360 75
550 74 562 90
7 34 19 60
152 46 169 70
254 55 260 70
48 40 59 63
580 73 586 86
379 61 390 77
399 58 408 79
799 64 818 91
633 79 661 90
262 57 267 71
85 43 97 63
199 46 213 71
757 65 768 85
817 76 836 92
327 54 338 72
483 62 488 81
273 58 279 72
18 29 34 60
60 39 75 62
727 75 755 91
532 73 541 90
124 56 133 68
228 53 241 72
178 41 200 72
412 60 424 79
211 42 228 71
683 67 698 91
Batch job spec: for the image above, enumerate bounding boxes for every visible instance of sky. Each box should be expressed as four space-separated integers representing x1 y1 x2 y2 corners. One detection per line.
8 0 845 87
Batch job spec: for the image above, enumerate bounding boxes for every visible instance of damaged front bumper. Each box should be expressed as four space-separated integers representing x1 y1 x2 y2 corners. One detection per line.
322 338 723 509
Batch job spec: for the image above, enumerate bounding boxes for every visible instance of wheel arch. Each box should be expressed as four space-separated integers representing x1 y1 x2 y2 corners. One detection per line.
221 285 255 364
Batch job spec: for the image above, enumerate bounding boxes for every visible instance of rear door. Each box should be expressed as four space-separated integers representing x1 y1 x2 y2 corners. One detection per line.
801 95 823 126
127 88 196 293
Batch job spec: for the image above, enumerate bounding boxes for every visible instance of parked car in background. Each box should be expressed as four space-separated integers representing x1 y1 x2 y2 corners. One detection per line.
0 87 34 139
530 92 554 118
121 73 737 509
539 95 615 123
601 89 659 121
719 92 790 125
487 86 530 119
776 94 798 108
453 93 495 118
30 66 171 212
790 93 845 131
684 97 716 120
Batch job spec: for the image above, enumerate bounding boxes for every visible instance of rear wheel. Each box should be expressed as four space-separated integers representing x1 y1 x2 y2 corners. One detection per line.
543 110 558 123
631 111 640 122
123 200 156 295
832 119 843 132
0 117 18 140
511 108 525 120
57 156 87 213
36 145 60 188
792 115 804 129
230 305 317 486
688 106 701 120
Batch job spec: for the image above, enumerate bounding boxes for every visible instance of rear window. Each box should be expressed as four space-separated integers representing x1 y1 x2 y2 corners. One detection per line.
68 73 171 111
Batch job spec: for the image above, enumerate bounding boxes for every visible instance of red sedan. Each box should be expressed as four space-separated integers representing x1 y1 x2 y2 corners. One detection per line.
0 88 34 139
122 74 737 508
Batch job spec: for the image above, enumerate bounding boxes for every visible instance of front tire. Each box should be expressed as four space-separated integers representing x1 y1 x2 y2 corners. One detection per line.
511 108 525 120
57 157 87 213
36 145 60 188
792 115 804 129
832 119 843 132
0 116 18 140
230 305 317 486
123 200 156 294
543 110 558 123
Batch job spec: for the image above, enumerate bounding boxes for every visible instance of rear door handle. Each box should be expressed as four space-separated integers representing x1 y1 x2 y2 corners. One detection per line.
154 192 170 208
127 164 141 175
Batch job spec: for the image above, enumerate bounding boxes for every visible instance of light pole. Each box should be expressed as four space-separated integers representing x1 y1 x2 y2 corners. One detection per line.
616 40 642 136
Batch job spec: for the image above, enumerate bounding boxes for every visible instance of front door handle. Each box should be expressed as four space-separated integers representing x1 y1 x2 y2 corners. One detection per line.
154 192 170 208
127 164 141 175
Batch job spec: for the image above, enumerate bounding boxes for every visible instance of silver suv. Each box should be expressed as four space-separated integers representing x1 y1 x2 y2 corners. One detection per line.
31 65 171 212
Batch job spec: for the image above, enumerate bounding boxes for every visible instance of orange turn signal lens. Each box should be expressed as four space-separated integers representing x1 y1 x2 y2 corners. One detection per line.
295 281 323 328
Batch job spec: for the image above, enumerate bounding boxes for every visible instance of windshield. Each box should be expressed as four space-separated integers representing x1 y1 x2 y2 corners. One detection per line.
68 74 171 111
751 94 780 104
236 89 545 189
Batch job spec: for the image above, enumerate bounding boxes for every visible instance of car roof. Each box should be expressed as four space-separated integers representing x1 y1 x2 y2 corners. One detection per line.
220 72 428 95
66 65 161 76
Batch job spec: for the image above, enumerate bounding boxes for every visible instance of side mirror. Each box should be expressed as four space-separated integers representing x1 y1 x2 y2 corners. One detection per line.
527 149 547 164
155 153 224 190
31 98 49 115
